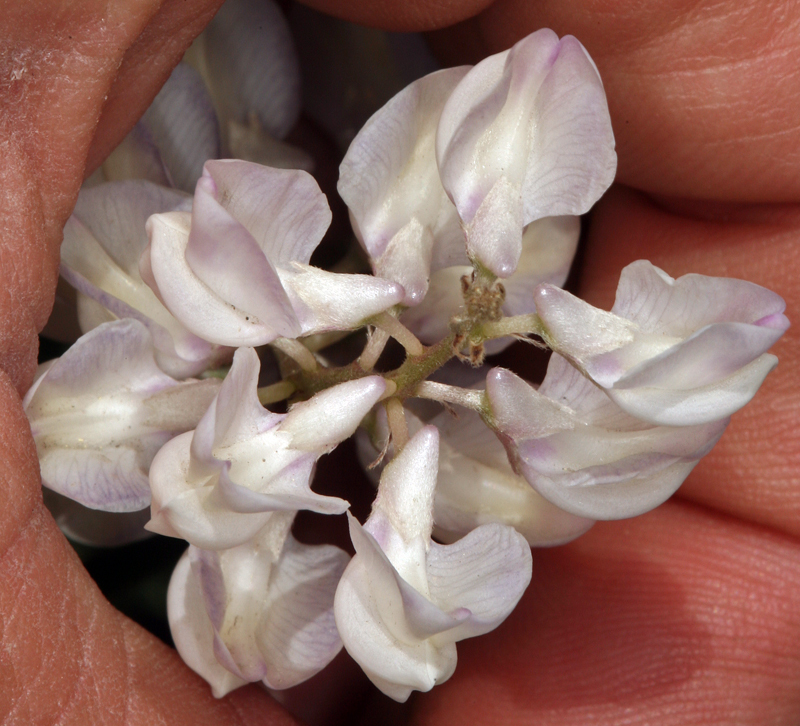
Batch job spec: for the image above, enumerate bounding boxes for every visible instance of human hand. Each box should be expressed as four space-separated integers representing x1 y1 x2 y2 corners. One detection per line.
1 0 798 724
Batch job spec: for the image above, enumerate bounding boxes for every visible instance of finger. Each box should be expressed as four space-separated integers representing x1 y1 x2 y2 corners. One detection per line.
293 0 497 33
580 186 800 537
428 0 800 201
411 500 800 725
1 2 299 722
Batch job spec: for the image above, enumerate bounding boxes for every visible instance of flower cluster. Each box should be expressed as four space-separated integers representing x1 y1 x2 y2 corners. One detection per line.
26 18 788 706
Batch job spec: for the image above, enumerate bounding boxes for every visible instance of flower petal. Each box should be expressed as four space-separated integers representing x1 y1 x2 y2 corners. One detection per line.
277 263 405 335
338 67 469 265
141 63 221 193
202 160 330 266
168 550 249 698
426 523 531 641
25 320 220 511
201 0 301 139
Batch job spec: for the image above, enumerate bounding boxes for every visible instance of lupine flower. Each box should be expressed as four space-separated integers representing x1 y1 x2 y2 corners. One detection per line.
435 28 616 277
534 260 790 425
485 355 729 519
23 319 221 511
168 513 348 697
143 159 405 348
60 180 232 378
358 405 593 545
147 346 387 550
335 426 532 701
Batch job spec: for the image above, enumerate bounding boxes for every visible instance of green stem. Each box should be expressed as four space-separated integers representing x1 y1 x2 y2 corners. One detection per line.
257 380 296 405
371 311 424 357
476 313 546 342
413 381 486 412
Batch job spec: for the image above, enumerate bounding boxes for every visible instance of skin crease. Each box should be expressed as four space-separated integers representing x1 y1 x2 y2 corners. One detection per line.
0 1 797 726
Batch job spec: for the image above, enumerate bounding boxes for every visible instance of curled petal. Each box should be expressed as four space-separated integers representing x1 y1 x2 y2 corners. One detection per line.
339 67 469 262
141 63 221 193
436 29 615 276
534 261 789 425
486 357 729 519
25 320 220 511
201 0 301 139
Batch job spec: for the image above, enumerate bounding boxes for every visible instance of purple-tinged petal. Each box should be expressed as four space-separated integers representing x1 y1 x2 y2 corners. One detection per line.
168 550 249 698
144 211 296 346
201 0 300 139
25 320 220 512
141 63 221 193
338 67 469 266
427 523 531 641
436 30 615 276
202 160 330 265
255 535 348 689
184 175 301 336
486 358 730 519
401 266 467 345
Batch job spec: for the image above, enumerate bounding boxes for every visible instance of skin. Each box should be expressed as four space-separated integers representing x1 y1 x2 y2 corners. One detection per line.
0 0 797 724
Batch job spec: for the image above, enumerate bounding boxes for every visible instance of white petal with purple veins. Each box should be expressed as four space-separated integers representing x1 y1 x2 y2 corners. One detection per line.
534 261 789 425
436 29 615 277
486 357 729 519
24 320 220 512
336 426 531 701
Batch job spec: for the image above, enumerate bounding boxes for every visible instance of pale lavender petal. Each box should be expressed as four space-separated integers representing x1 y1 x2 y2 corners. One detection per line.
184 175 301 336
608 354 779 426
203 160 330 265
349 514 466 642
277 263 405 335
426 523 531 640
612 260 789 336
25 320 219 511
338 67 469 263
71 180 190 274
437 29 615 226
335 517 457 702
202 0 300 139
145 211 296 346
168 551 249 698
142 63 221 193
256 536 348 688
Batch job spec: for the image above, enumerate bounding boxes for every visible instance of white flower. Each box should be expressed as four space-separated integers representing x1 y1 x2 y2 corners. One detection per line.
335 426 532 701
338 67 470 305
168 513 348 697
147 347 387 549
143 159 405 348
534 260 789 425
485 354 729 519
436 28 616 277
23 319 220 511
60 180 231 378
357 405 593 546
